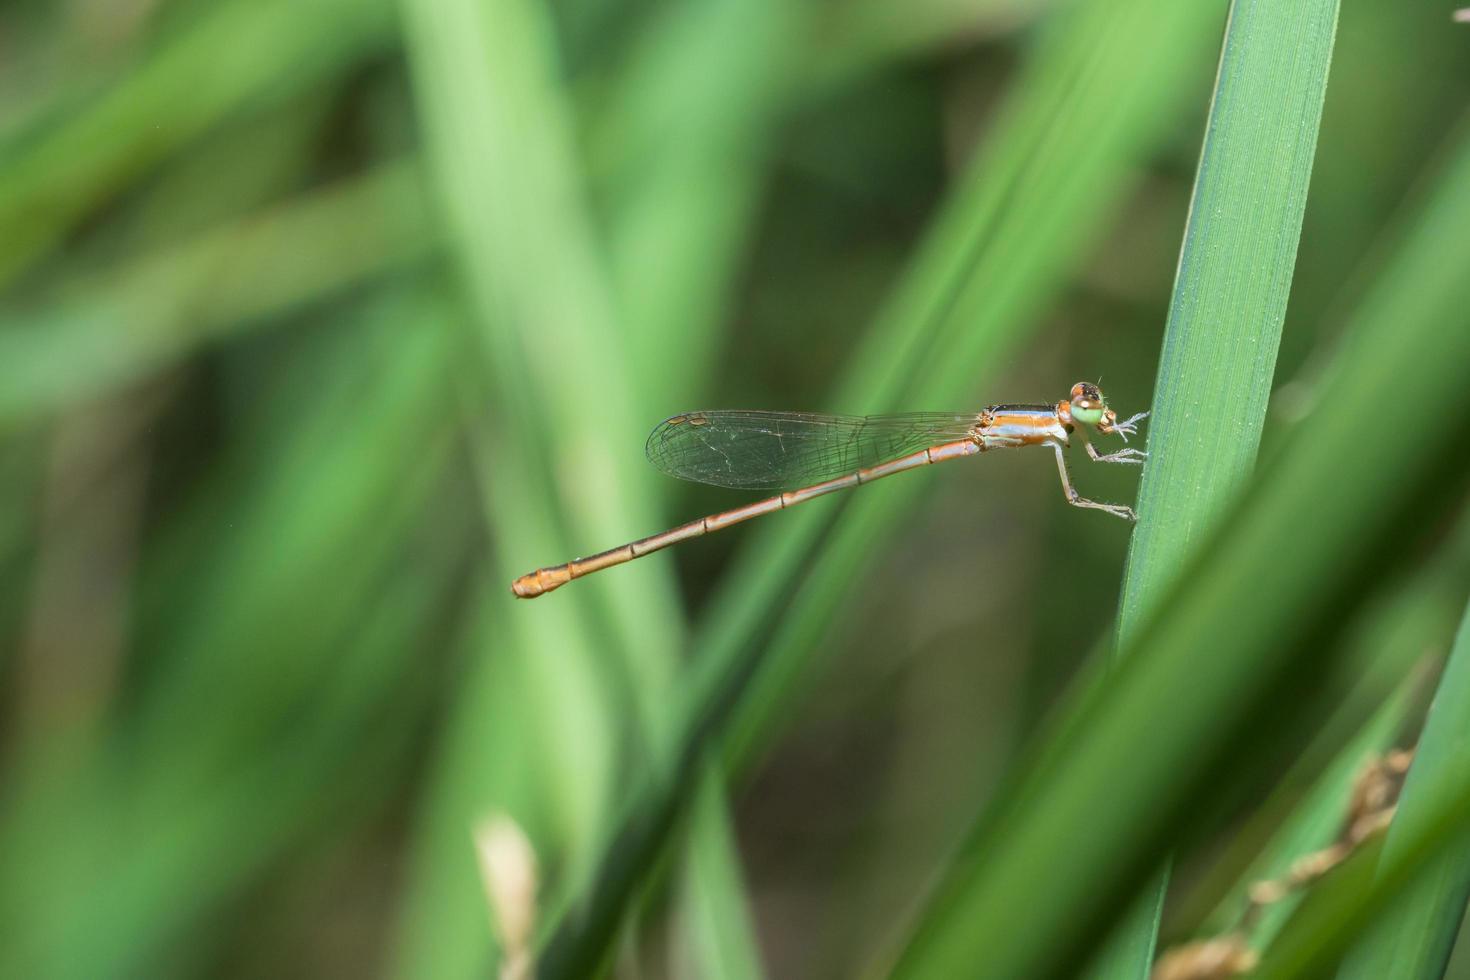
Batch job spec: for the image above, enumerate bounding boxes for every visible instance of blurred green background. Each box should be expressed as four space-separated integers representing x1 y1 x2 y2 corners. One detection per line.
3 0 1470 977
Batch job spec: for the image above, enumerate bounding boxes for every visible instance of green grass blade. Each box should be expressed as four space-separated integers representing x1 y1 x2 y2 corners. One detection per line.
3 0 1468 974
886 84 1470 980
1198 667 1419 948
390 574 620 980
592 1 806 968
1252 801 1470 980
1167 523 1470 944
594 0 802 413
1250 610 1470 978
676 765 767 980
0 160 433 423
397 0 684 676
805 0 1045 97
1117 0 1341 642
393 0 738 972
705 0 1229 788
1334 612 1470 977
0 286 460 979
540 0 1231 972
133 287 458 731
1202 519 1470 951
1092 0 1342 973
0 0 395 288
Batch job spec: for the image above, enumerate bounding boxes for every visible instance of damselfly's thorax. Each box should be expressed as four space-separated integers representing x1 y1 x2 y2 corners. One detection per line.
976 403 1071 449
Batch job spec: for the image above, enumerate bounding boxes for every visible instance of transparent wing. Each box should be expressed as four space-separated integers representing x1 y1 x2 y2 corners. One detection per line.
645 411 979 490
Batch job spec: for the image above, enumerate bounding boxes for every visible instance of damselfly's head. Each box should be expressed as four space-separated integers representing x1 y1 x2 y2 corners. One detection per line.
1068 382 1110 427
1067 382 1148 442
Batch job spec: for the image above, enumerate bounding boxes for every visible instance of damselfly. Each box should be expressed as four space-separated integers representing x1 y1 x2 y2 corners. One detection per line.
512 382 1147 598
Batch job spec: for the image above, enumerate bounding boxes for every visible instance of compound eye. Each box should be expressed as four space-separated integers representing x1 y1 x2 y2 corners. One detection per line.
1069 382 1106 426
1070 382 1103 409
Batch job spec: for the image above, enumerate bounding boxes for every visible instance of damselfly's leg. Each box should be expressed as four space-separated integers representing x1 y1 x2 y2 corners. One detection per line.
1108 411 1149 442
1051 442 1136 521
1087 443 1147 465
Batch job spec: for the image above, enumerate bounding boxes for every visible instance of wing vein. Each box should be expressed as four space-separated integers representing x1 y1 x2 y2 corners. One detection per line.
645 411 979 490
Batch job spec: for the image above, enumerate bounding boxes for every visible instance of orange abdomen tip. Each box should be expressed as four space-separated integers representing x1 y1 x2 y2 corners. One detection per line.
511 566 571 599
